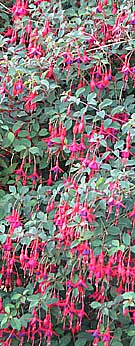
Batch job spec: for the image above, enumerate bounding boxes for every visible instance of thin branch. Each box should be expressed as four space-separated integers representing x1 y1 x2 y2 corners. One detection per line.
0 2 12 12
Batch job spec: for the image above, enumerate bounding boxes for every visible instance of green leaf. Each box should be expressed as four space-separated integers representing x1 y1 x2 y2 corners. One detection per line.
130 336 135 346
14 144 26 152
0 225 5 233
112 240 119 246
122 233 130 246
104 118 112 128
76 87 86 97
12 121 24 132
0 234 7 243
99 99 112 108
41 79 49 89
5 306 10 314
114 140 124 150
10 318 21 331
111 341 123 346
71 239 81 248
32 123 39 132
128 330 135 337
111 106 124 116
109 226 119 235
17 130 29 137
90 302 101 309
122 292 135 300
131 246 135 254
39 129 48 136
87 92 97 105
31 94 44 103
11 294 22 300
96 110 105 118
9 185 16 194
81 231 93 240
8 132 15 144
60 334 71 346
1 315 8 328
65 118 72 130
29 147 40 155
51 137 61 143
75 339 87 346
46 298 58 305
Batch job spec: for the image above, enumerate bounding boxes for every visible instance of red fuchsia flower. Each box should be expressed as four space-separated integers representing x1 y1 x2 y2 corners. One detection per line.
12 0 29 20
90 73 96 91
130 12 135 25
19 33 25 44
114 196 125 209
51 160 64 180
23 92 37 112
13 79 24 96
96 1 103 13
42 313 58 345
77 79 86 89
14 125 23 137
10 30 18 44
69 138 81 159
79 205 96 224
88 155 99 178
47 171 53 186
42 19 51 37
25 20 32 35
112 112 129 124
42 123 66 152
28 157 40 186
28 43 43 59
74 50 89 77
3 27 13 38
129 204 135 219
15 157 26 182
102 326 111 343
5 209 22 235
121 148 130 166
114 196 125 225
45 63 56 80
0 82 9 99
129 204 135 229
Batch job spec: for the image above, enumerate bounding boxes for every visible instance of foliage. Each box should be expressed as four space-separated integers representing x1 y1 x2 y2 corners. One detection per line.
0 0 135 345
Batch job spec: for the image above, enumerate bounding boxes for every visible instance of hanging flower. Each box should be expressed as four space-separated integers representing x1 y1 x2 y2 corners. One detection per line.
13 79 24 96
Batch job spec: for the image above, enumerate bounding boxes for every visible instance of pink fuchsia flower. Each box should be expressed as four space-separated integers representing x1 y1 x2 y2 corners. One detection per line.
5 209 22 235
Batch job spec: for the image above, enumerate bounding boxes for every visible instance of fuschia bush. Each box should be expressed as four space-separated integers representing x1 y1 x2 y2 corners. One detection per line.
0 0 135 345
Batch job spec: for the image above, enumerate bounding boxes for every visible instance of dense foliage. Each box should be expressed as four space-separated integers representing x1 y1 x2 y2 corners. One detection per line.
0 0 135 345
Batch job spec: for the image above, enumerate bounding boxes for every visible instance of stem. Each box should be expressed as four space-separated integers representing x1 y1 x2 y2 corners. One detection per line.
0 2 12 12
